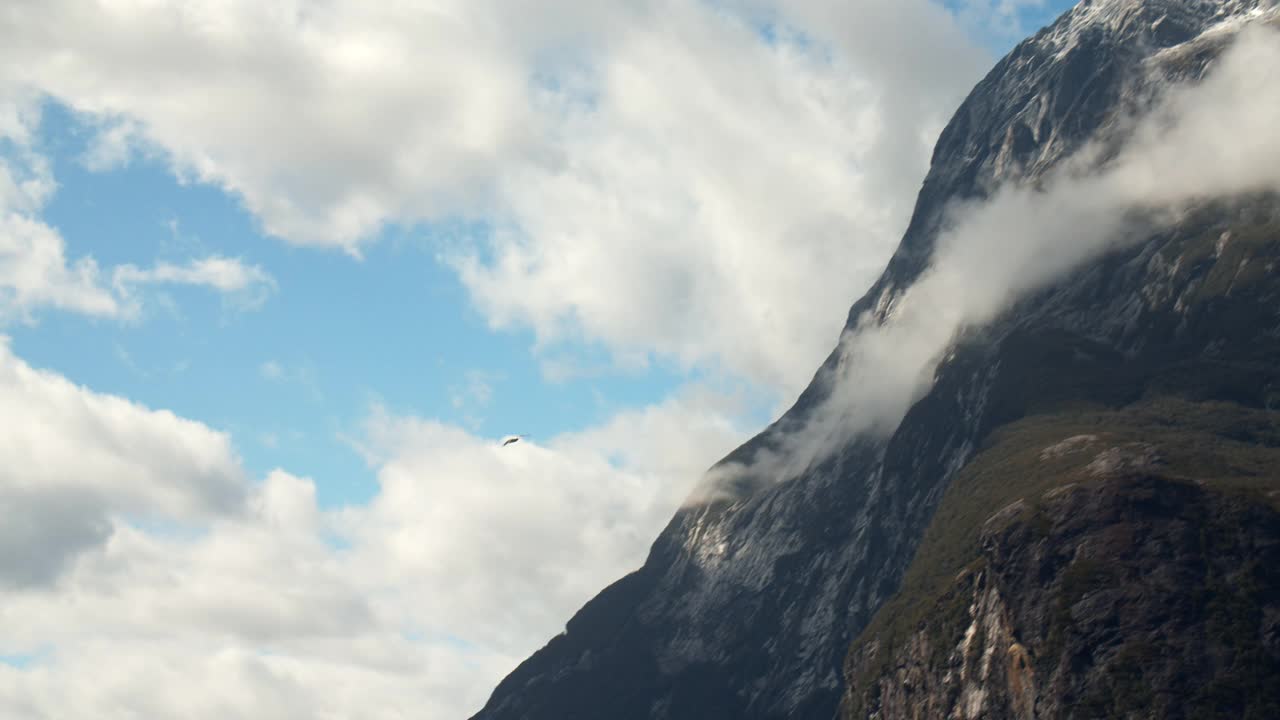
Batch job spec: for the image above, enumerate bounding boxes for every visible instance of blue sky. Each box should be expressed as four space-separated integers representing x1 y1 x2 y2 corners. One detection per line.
0 0 1083 716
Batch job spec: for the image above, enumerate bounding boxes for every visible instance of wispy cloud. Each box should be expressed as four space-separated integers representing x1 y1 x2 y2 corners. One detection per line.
0 337 246 588
259 360 284 381
448 369 501 429
259 359 323 401
448 370 498 411
113 256 275 302
0 229 276 323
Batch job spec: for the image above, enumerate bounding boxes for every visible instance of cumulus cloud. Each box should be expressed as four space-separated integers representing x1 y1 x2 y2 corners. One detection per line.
0 339 748 717
0 0 992 397
455 0 986 397
731 23 1280 487
0 338 247 587
340 394 746 655
0 470 405 718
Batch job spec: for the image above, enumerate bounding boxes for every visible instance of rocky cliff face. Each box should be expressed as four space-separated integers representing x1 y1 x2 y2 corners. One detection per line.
846 467 1280 716
473 2 1280 718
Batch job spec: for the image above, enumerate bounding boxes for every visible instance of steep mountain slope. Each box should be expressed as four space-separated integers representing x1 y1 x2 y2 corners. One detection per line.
841 204 1280 715
473 2 1280 718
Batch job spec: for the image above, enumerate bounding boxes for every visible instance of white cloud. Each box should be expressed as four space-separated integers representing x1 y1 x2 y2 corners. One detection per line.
553 384 750 479
0 0 992 398
0 97 124 322
455 0 987 398
0 338 246 588
107 255 277 317
0 214 276 321
80 116 142 172
0 0 548 249
0 214 123 322
0 95 276 324
0 336 749 717
112 255 277 310
0 90 53 213
340 394 746 656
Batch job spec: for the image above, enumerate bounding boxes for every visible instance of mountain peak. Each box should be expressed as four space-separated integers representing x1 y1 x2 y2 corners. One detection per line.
1037 0 1276 55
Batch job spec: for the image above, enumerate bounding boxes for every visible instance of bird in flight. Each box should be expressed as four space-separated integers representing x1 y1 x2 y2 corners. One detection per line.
501 435 525 447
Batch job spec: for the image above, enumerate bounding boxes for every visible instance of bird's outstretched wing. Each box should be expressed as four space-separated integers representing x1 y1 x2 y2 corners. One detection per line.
501 436 521 447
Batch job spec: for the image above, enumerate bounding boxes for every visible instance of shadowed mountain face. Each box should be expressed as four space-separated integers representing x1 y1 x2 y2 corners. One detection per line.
473 2 1280 718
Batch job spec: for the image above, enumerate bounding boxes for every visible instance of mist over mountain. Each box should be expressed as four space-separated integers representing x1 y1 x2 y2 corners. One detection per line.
474 1 1280 717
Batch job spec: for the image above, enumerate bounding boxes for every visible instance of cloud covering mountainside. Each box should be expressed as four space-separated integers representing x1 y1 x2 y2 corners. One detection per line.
758 22 1280 486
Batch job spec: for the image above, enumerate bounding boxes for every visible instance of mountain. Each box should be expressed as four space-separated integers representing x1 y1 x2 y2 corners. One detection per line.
472 2 1280 718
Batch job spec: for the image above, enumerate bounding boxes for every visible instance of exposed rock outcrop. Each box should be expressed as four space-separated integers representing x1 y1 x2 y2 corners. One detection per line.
845 475 1280 719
